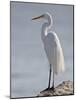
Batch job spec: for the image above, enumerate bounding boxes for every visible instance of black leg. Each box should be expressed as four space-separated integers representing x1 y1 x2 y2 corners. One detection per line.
48 64 51 88
40 64 52 92
40 64 54 93
51 68 54 90
48 64 54 91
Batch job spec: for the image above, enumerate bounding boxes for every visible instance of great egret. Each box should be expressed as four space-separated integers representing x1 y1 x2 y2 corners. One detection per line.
32 13 65 91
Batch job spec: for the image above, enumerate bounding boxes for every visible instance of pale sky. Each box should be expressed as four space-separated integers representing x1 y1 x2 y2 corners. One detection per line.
11 1 73 98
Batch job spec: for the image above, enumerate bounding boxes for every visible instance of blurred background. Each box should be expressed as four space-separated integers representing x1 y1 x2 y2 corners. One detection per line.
11 1 73 98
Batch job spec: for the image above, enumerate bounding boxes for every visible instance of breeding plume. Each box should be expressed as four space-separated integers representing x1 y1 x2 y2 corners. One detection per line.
32 13 65 90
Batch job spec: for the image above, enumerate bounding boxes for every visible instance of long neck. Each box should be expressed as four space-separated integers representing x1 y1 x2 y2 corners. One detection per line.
41 16 52 41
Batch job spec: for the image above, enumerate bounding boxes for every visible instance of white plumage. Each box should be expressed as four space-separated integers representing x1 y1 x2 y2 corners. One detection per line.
43 31 65 74
32 12 65 89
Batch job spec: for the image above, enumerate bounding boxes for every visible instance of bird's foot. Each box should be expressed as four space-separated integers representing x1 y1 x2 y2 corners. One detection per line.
50 86 55 91
40 86 55 93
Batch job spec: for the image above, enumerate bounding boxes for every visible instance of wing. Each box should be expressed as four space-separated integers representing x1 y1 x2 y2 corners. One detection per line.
43 32 65 74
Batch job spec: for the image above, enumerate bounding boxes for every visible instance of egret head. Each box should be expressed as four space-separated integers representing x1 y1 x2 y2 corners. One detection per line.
32 12 52 21
32 13 53 27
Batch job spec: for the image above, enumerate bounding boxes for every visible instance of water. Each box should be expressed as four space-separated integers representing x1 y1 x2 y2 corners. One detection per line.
11 2 73 98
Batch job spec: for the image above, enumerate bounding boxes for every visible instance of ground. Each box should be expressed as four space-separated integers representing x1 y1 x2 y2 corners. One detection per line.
37 80 74 97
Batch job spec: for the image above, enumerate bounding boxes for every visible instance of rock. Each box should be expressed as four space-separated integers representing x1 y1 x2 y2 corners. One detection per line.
37 80 74 97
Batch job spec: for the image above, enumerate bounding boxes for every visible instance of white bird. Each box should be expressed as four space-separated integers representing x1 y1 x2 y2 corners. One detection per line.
32 13 65 91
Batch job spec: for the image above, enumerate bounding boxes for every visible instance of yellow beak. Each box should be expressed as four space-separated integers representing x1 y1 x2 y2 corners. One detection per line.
32 15 44 20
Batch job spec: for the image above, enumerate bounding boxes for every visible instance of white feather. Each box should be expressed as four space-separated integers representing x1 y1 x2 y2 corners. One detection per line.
43 32 65 74
41 13 65 75
32 12 65 75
